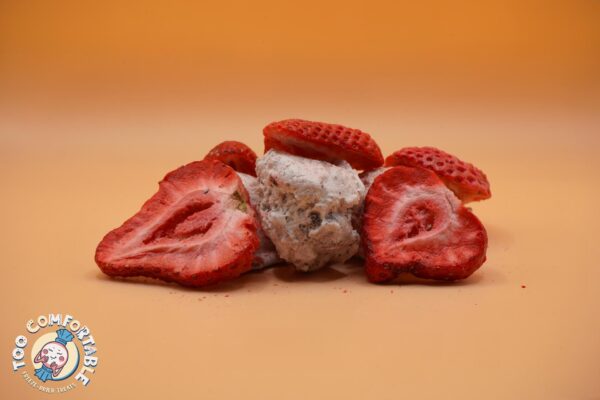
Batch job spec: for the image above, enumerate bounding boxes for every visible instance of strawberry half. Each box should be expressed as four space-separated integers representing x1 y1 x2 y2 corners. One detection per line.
204 141 257 176
362 166 487 283
263 119 384 170
385 147 491 203
95 159 259 287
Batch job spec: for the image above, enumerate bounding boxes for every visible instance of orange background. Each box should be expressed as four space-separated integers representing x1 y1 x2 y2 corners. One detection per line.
1 1 599 399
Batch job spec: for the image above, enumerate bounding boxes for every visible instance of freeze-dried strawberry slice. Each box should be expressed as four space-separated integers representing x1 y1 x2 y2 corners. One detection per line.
204 141 257 176
385 147 491 203
263 119 384 170
95 159 259 287
362 166 487 282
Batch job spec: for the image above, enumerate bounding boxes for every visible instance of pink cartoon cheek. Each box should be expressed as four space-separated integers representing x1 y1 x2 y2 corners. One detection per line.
59 356 65 362
43 349 48 354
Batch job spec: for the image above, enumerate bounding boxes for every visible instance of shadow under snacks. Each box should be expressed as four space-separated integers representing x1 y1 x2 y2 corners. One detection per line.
94 254 494 292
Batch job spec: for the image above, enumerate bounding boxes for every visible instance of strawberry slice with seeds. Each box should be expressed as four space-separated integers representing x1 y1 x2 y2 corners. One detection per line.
95 159 259 287
385 147 491 203
362 166 488 283
204 141 258 176
263 119 384 170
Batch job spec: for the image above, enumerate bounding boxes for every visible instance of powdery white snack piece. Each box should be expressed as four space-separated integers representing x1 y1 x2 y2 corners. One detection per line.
256 149 365 271
237 172 281 269
360 167 390 192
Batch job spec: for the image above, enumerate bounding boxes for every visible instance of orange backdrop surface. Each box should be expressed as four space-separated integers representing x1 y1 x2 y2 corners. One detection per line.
1 1 599 399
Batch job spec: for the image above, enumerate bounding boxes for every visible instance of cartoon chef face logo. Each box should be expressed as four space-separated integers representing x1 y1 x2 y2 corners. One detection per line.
32 329 80 382
35 341 68 376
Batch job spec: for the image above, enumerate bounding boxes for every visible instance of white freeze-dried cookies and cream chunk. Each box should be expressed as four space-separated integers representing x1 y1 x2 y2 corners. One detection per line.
255 149 365 271
359 167 390 192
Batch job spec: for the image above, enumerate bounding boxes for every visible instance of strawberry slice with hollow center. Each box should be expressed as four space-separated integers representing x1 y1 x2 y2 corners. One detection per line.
385 146 491 203
204 140 258 176
95 159 259 287
263 119 384 170
362 166 488 282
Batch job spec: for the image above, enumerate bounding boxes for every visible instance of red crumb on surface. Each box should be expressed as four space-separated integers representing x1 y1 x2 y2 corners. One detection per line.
521 284 526 288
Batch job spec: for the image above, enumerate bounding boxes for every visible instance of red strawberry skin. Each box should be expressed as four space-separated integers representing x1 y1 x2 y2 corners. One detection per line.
204 141 257 176
385 147 491 203
95 159 259 287
362 166 488 283
263 119 384 170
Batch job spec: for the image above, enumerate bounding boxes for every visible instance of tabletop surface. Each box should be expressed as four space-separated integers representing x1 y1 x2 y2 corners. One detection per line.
2 106 599 399
1 1 599 399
